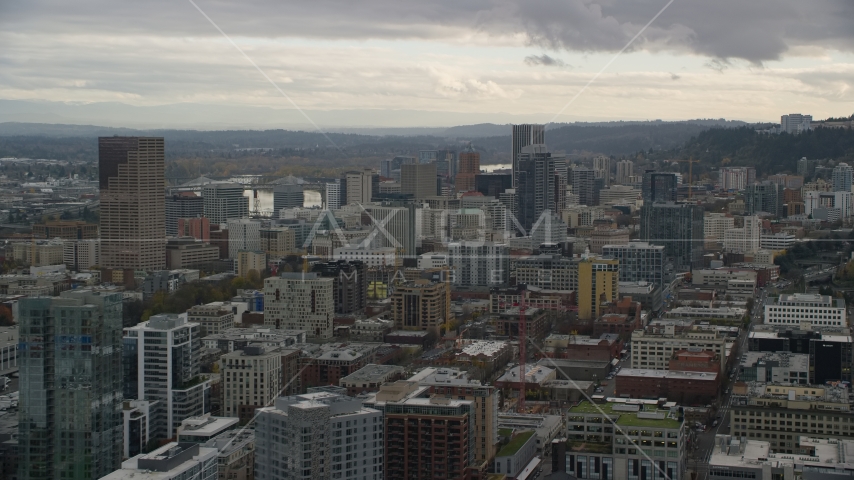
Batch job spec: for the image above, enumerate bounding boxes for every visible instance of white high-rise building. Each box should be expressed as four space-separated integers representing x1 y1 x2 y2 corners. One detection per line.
615 159 634 185
264 272 334 338
448 241 509 286
723 215 762 254
227 218 262 259
703 213 735 248
255 389 384 480
593 155 610 186
780 113 812 134
62 238 100 271
203 183 249 223
124 314 210 438
326 179 341 210
832 163 853 192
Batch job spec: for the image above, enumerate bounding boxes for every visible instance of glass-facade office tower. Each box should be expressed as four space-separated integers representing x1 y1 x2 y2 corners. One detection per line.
640 202 704 271
516 144 556 231
18 290 124 480
511 124 545 187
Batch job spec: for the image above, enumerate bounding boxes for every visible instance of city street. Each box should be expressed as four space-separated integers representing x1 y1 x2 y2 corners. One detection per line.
688 287 766 480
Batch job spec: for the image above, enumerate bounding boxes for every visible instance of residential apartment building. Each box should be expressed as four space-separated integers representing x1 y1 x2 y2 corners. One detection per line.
448 241 509 287
236 250 266 278
704 213 735 249
723 215 762 254
615 159 634 185
221 345 283 422
227 218 262 259
260 226 296 258
255 389 384 480
312 260 368 314
745 181 785 217
100 442 218 480
203 183 249 224
409 367 500 465
334 247 397 267
639 202 704 270
264 272 335 338
763 293 847 327
365 381 479 479
187 302 236 337
577 256 619 321
603 242 665 288
124 314 211 438
390 279 450 331
17 290 124 480
63 238 100 270
630 326 730 370
514 254 577 291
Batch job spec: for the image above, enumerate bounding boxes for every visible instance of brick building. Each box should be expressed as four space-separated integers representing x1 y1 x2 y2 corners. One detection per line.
615 369 720 403
668 348 721 373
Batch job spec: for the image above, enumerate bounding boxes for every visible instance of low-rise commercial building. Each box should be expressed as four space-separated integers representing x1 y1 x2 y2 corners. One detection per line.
564 401 686 480
100 442 219 480
764 293 847 327
630 326 731 371
739 352 810 384
730 382 854 452
709 435 854 480
339 363 405 396
615 369 720 402
187 303 235 337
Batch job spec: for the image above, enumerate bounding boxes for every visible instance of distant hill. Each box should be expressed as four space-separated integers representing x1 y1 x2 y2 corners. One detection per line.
655 126 854 175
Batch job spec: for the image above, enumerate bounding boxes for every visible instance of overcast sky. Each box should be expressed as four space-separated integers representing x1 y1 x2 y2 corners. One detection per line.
2 0 853 127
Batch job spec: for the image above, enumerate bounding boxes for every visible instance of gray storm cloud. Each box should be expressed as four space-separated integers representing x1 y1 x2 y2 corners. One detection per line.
2 0 853 62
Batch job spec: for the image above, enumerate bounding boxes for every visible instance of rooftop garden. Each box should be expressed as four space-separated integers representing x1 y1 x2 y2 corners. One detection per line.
497 431 535 457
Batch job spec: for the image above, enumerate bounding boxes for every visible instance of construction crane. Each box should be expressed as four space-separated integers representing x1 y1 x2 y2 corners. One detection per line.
671 158 699 200
509 287 569 413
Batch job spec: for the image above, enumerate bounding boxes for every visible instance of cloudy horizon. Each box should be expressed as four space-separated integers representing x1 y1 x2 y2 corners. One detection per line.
2 0 853 128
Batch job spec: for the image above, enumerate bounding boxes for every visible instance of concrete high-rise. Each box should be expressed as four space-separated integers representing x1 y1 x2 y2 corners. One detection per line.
345 169 375 204
203 183 249 223
227 218 262 259
516 144 556 231
326 179 341 209
448 241 509 286
264 272 335 338
511 124 545 186
571 166 597 206
312 260 368 315
602 242 665 288
640 202 705 271
165 192 204 236
255 390 383 480
401 163 437 199
99 137 166 272
593 155 610 186
123 314 210 438
642 171 678 203
273 183 304 211
18 290 124 480
615 159 634 185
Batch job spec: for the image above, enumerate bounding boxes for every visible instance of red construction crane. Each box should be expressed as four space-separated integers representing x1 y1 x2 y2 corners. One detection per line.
508 286 570 413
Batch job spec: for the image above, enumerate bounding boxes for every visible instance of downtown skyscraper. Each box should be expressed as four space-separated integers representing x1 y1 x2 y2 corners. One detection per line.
511 124 545 186
18 290 124 480
99 137 166 274
516 144 557 231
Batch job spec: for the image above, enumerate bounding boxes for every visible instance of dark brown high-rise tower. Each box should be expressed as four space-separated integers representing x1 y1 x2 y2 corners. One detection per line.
99 137 166 273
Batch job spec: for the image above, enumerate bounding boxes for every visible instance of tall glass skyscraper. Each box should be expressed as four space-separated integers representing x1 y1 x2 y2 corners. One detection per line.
18 290 124 480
